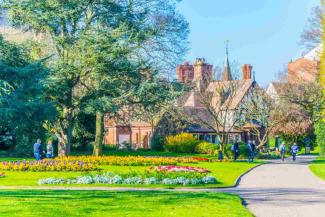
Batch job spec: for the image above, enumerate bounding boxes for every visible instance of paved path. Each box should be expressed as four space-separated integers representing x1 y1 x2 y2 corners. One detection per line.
222 155 325 217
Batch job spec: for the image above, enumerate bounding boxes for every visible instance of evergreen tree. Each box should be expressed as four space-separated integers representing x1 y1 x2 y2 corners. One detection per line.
0 36 55 155
4 0 189 155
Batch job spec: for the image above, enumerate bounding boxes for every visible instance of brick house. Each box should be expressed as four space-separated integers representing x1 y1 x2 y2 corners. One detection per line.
104 116 153 149
267 44 322 101
104 52 263 149
172 56 260 144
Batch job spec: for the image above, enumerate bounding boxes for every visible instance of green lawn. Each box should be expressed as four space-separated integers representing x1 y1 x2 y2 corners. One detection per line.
309 157 325 180
0 160 260 188
0 190 253 217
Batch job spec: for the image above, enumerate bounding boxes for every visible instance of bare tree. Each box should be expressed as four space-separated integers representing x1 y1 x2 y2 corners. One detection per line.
177 79 251 155
239 87 284 149
300 6 323 50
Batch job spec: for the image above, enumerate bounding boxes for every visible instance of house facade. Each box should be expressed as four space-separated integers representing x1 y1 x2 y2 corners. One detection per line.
104 51 263 149
267 44 322 101
104 116 153 149
174 55 260 144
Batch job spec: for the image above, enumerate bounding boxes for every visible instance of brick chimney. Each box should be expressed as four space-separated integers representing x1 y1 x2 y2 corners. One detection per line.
177 61 194 83
242 64 253 80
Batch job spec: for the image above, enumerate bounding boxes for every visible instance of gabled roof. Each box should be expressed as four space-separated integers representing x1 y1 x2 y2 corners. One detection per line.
207 79 255 110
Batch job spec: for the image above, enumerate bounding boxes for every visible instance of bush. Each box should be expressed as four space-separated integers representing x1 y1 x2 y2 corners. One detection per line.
151 135 165 151
256 152 281 159
315 120 325 156
224 143 250 159
12 137 33 157
164 133 200 153
195 142 218 155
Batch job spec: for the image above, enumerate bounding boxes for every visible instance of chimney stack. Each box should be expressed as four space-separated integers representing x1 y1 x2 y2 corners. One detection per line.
242 64 253 80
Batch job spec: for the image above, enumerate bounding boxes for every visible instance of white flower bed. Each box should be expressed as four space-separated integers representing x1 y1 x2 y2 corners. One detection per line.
38 173 217 185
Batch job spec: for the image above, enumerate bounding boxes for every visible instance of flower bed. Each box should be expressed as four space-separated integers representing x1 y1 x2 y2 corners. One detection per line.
56 156 199 166
153 166 210 173
192 157 210 162
0 160 97 172
38 172 217 186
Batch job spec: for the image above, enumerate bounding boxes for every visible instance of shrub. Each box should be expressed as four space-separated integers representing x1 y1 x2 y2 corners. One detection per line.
195 142 218 155
315 120 325 156
164 133 200 153
256 152 281 160
224 143 250 159
151 135 165 151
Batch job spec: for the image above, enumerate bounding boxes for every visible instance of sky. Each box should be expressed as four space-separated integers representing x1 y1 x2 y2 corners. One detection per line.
177 0 321 86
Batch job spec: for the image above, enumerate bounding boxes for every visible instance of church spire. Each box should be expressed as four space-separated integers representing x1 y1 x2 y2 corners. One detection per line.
223 40 233 81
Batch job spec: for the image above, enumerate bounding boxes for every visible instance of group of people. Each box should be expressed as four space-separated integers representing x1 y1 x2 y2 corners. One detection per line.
279 142 299 162
232 139 300 162
232 140 256 162
33 139 54 161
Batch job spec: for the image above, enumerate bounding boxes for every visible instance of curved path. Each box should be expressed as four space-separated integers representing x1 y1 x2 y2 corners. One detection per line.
222 155 325 217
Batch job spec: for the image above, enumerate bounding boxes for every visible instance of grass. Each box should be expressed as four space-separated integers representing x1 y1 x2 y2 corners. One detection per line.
309 157 325 180
0 157 260 188
0 190 253 217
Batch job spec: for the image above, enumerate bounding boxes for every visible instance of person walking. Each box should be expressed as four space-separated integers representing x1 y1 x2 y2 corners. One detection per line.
279 142 286 162
247 140 256 163
291 143 299 161
33 139 43 161
232 139 240 161
46 140 54 158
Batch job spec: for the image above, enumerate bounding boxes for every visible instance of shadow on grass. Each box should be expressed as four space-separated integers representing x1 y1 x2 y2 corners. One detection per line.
0 190 234 202
311 159 325 164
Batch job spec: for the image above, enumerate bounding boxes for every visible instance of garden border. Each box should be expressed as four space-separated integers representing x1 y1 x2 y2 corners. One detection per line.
0 161 265 191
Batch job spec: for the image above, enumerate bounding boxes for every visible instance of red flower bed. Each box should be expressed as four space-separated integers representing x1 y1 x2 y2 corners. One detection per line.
154 165 210 173
192 157 209 162
0 172 4 177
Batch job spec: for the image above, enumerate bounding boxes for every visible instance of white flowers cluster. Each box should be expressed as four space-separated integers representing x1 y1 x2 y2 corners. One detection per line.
38 174 217 185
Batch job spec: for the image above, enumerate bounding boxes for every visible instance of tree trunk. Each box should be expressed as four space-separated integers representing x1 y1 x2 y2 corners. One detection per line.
93 111 104 156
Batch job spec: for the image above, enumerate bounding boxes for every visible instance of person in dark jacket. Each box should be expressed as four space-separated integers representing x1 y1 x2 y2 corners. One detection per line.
248 140 256 163
33 139 43 161
232 139 240 161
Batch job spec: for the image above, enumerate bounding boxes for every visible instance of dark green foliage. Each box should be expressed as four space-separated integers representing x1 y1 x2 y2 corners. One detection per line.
0 36 55 156
256 152 281 160
4 0 189 156
151 135 165 151
315 120 325 156
224 143 250 159
72 112 96 151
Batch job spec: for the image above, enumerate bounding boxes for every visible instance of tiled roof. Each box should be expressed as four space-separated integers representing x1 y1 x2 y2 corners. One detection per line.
207 79 254 110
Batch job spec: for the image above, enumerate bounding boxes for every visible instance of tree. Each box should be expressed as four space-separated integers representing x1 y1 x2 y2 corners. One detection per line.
300 5 323 50
269 82 323 147
0 36 55 154
239 87 284 149
4 0 189 156
177 79 254 156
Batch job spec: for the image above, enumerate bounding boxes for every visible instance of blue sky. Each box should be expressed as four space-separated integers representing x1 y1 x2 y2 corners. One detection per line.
177 0 320 86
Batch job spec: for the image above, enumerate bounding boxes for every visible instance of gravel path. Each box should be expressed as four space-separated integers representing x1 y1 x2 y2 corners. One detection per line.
223 155 325 217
